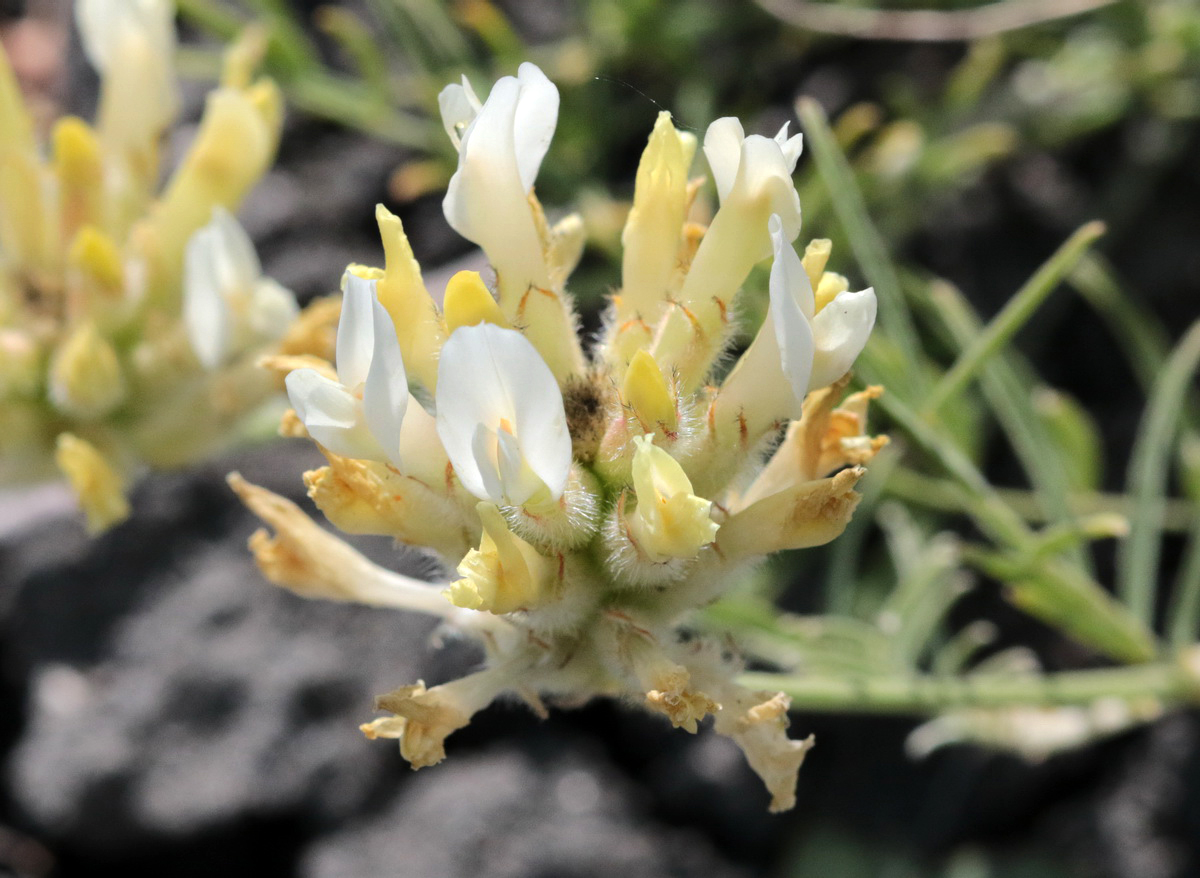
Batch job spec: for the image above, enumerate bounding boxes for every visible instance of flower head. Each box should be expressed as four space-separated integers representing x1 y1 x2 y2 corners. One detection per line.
0 11 306 531
243 62 884 812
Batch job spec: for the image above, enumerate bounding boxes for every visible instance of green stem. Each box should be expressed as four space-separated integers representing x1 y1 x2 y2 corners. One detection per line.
1119 320 1200 624
740 657 1200 715
796 98 928 397
886 467 1199 534
864 362 1157 663
175 0 246 38
922 221 1106 417
288 75 441 151
863 374 1029 546
1168 510 1200 649
1070 254 1172 393
922 279 1086 568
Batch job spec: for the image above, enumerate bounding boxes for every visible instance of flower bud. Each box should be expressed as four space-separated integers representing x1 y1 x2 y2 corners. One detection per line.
375 205 444 392
617 111 696 325
626 435 718 562
55 432 130 534
442 269 508 332
719 467 864 559
69 225 125 299
52 117 103 236
49 322 125 418
622 350 678 435
0 329 43 396
76 0 179 151
303 450 472 562
148 84 282 283
445 502 555 614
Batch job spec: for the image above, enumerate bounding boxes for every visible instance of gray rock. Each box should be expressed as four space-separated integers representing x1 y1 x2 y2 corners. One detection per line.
3 443 471 851
300 744 750 878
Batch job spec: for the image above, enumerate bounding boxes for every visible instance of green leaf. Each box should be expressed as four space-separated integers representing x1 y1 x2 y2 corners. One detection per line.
1033 388 1105 492
1120 321 1200 626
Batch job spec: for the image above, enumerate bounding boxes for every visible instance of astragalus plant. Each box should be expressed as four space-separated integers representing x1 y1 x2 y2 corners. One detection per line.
232 61 881 812
0 0 310 532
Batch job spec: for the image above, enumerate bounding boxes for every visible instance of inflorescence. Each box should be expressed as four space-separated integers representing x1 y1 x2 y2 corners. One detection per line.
233 61 885 811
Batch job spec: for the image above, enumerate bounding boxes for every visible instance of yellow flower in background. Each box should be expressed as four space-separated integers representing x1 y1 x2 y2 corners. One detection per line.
0 0 317 531
239 61 884 813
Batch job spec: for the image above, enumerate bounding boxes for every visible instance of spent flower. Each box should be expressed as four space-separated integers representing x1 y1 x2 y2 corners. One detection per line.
241 63 883 811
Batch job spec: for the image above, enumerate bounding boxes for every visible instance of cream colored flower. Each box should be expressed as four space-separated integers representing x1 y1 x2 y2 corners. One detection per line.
444 502 555 614
183 208 297 369
715 215 875 442
435 323 571 506
285 273 408 465
75 0 179 149
439 62 557 300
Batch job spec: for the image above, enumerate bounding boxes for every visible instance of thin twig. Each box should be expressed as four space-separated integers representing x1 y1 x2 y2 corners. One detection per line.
756 0 1118 42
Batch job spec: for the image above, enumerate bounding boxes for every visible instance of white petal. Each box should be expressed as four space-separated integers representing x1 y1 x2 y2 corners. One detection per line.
492 334 571 501
773 122 804 173
768 215 814 320
335 272 377 389
285 368 380 460
768 220 815 405
469 423 504 503
75 0 112 70
441 71 550 295
183 225 232 370
442 75 520 243
511 62 559 193
362 300 409 467
495 426 543 506
703 116 745 204
738 135 802 242
810 288 877 389
438 77 481 150
76 0 175 73
396 393 445 478
210 207 261 295
436 324 571 502
247 278 299 340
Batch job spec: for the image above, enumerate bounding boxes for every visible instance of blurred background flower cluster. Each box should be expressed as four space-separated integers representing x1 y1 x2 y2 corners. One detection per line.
1 0 1199 876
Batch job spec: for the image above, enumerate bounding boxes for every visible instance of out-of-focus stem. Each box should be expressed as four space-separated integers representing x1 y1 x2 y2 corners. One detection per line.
740 653 1200 715
886 467 1198 535
922 220 1106 417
